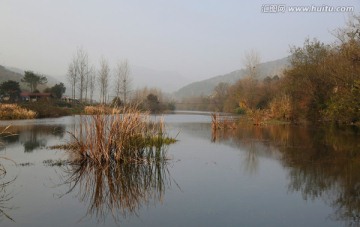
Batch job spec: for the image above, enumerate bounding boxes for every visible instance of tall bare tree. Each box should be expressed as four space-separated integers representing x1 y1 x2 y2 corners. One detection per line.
114 59 132 104
243 49 261 79
98 57 110 104
67 59 78 100
67 47 89 101
75 47 89 102
88 65 96 104
241 49 261 109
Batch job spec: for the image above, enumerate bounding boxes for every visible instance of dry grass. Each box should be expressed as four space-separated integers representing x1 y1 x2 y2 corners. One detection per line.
0 104 37 120
62 106 175 165
84 105 120 115
211 113 237 131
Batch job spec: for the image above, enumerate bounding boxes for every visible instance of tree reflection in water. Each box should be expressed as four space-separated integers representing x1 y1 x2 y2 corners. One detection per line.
212 125 360 225
0 125 65 152
59 158 171 223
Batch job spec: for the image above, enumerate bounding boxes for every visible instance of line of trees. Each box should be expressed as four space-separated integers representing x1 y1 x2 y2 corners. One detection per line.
67 47 132 105
0 71 66 102
178 14 360 125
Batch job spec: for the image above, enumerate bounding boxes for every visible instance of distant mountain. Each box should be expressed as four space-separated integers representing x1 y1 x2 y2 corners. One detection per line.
0 65 60 91
173 57 290 99
0 65 24 83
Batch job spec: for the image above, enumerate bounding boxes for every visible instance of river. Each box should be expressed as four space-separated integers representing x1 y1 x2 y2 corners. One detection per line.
0 113 359 226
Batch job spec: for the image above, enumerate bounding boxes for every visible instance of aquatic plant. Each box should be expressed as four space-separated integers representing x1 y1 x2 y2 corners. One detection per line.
0 104 36 120
62 106 175 165
211 113 237 130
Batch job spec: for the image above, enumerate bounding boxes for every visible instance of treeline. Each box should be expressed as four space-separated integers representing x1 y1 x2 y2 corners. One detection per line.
67 48 174 113
180 15 360 125
0 71 66 101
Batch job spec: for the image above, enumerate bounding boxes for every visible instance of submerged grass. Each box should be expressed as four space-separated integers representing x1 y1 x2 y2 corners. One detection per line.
58 106 176 165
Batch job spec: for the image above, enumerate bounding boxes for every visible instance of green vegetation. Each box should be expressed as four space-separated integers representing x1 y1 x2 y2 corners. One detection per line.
44 83 66 99
19 100 81 118
0 81 21 102
21 71 47 92
131 87 176 113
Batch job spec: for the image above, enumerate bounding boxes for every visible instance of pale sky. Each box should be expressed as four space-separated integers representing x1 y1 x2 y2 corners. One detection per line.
0 0 359 85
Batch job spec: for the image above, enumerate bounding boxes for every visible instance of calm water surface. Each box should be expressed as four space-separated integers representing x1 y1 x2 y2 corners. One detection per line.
0 114 359 226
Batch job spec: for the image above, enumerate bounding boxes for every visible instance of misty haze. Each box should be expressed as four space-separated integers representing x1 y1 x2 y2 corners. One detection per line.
0 1 360 226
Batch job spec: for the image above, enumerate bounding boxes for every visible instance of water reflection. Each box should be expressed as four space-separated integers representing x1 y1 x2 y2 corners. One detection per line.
0 125 65 152
59 159 171 223
0 159 16 223
212 125 360 225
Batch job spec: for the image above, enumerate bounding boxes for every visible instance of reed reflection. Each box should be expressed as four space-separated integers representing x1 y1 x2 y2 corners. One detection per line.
212 125 360 225
0 159 16 223
60 158 171 223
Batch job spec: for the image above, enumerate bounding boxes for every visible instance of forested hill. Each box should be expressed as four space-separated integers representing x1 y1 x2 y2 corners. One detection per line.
0 65 23 83
0 65 59 91
173 56 290 99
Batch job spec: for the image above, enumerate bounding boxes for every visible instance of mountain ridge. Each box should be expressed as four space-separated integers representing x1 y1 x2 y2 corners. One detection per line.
173 56 290 99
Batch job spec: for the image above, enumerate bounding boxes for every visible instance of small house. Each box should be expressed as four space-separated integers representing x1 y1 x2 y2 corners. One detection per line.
20 92 52 102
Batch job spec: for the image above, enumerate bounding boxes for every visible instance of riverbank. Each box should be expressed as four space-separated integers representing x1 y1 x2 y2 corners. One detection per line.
0 101 84 120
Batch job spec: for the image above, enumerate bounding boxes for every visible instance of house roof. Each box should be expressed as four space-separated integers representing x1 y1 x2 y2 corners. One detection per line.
20 92 51 97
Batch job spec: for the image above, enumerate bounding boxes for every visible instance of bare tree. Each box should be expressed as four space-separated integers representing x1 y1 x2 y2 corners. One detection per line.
332 14 360 43
211 82 229 112
243 49 261 79
88 65 96 104
75 47 89 102
67 59 78 100
242 49 261 109
67 47 89 102
114 59 132 104
98 57 110 104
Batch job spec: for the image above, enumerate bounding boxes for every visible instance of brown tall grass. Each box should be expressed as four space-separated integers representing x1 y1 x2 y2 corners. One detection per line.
84 105 120 115
0 104 36 120
211 113 237 130
64 106 175 165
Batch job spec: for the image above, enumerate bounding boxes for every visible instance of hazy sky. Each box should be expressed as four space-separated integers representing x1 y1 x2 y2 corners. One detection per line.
0 0 359 83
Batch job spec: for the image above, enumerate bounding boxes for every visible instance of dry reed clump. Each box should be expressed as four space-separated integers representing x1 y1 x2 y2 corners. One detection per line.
84 105 120 115
66 106 175 165
0 104 37 120
211 113 237 131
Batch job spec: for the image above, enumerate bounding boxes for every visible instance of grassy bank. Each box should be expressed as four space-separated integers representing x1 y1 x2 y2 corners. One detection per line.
19 100 83 118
